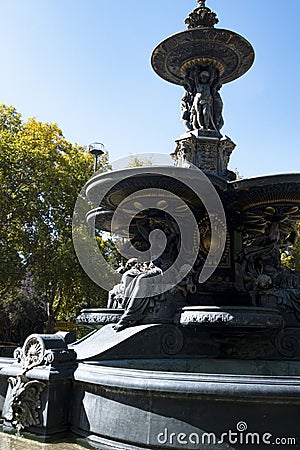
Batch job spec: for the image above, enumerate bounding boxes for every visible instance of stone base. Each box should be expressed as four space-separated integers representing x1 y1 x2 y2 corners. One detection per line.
72 306 294 361
70 324 185 361
172 133 236 180
70 360 300 449
1 364 74 438
1 322 300 447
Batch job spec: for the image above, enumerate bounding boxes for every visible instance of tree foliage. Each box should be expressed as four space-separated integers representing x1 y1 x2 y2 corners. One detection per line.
0 104 112 341
282 222 300 272
128 154 153 167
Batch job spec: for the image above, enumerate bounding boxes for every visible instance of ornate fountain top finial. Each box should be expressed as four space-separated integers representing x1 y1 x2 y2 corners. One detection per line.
152 0 255 86
185 0 219 29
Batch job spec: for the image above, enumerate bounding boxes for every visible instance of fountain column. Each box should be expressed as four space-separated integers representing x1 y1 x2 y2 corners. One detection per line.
152 0 254 180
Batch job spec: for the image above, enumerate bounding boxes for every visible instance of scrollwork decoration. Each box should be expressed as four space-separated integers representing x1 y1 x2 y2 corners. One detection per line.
161 328 184 355
13 334 76 373
4 375 45 433
275 330 300 358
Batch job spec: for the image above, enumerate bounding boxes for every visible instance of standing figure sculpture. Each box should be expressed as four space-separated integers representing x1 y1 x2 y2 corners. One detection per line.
191 67 216 131
212 82 224 131
181 65 224 133
180 72 195 131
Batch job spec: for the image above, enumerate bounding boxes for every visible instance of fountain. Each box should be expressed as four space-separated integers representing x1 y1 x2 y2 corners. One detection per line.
1 1 300 448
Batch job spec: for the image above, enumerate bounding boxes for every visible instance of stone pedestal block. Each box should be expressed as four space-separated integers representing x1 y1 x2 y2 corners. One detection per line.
172 132 236 180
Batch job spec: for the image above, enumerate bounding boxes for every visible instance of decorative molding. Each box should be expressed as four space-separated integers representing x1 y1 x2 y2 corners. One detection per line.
227 174 300 212
185 2 219 30
161 328 184 355
181 58 224 77
14 334 76 373
181 311 234 325
180 307 284 329
197 214 230 265
76 310 124 325
172 134 236 180
275 330 300 358
4 375 45 432
151 28 255 86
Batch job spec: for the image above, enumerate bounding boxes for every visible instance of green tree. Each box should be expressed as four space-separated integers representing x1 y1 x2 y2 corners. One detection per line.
0 104 112 339
128 154 153 167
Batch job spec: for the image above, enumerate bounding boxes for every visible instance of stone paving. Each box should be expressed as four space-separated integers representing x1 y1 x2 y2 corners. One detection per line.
0 432 86 450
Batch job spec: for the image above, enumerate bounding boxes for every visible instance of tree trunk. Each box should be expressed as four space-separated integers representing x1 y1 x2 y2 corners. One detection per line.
44 286 63 334
44 301 56 334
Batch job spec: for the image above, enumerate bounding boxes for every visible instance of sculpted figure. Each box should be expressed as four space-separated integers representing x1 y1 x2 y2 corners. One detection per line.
181 65 224 132
212 83 224 130
238 214 300 318
174 140 193 168
191 68 216 131
114 261 164 331
256 272 300 319
180 73 194 131
237 222 282 302
107 259 137 308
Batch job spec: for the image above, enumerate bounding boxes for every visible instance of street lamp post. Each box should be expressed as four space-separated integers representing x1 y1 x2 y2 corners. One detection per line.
88 142 105 172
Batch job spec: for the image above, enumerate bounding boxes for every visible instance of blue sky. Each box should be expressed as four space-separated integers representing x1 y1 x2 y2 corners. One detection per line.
1 0 299 178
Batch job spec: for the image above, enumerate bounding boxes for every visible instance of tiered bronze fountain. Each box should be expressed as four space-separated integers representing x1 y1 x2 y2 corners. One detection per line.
1 1 300 448
77 0 300 356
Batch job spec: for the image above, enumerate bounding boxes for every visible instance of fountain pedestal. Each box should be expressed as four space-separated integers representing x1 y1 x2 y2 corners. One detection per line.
173 132 236 180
